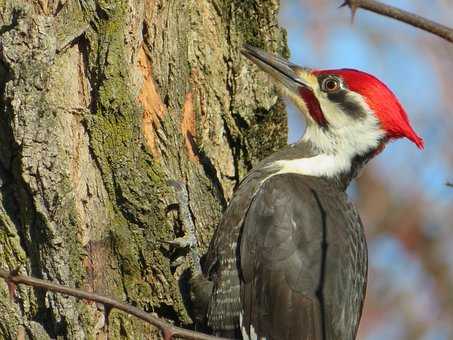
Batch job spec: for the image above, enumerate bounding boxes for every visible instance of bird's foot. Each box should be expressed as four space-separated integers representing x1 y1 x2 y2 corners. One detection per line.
167 180 202 274
164 234 197 249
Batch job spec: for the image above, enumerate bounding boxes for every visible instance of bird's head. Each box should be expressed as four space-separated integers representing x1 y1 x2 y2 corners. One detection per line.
242 44 423 177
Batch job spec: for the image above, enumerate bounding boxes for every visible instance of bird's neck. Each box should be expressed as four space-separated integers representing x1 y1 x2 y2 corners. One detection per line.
259 125 383 189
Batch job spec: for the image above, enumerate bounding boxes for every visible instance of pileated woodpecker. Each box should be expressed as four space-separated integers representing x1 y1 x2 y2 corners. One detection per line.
189 45 423 340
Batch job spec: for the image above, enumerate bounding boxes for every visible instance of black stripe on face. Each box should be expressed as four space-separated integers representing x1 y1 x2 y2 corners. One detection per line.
327 90 367 119
317 75 367 120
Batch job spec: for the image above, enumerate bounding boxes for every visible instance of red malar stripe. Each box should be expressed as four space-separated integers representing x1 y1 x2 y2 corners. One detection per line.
299 88 328 127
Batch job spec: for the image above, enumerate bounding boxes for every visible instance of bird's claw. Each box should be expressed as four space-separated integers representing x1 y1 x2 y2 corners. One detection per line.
167 179 202 274
164 234 197 249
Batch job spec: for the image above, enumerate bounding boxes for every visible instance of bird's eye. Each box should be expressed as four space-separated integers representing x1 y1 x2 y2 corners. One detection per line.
322 78 340 92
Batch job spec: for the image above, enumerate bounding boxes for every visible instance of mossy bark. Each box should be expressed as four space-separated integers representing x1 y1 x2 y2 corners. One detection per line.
0 0 287 338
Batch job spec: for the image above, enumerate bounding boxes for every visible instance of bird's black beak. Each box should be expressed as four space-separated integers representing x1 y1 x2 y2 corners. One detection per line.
241 44 313 92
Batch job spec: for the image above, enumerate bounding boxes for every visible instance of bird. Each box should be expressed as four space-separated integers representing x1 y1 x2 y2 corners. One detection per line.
188 44 423 340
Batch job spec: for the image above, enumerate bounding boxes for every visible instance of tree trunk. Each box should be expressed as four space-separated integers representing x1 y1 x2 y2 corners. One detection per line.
0 0 287 338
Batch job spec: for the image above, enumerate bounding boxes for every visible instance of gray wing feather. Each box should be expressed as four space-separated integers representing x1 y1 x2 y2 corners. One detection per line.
204 170 267 334
240 174 325 339
203 170 366 339
239 174 366 340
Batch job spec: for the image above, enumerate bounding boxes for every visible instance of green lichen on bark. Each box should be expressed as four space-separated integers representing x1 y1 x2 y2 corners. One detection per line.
82 0 190 327
0 0 288 338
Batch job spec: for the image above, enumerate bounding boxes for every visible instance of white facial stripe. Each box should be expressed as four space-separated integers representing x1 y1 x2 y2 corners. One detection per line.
271 153 350 177
320 91 384 154
275 84 386 177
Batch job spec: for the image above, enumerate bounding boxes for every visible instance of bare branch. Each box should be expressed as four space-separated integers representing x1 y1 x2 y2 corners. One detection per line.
447 182 453 188
341 0 453 43
0 268 228 340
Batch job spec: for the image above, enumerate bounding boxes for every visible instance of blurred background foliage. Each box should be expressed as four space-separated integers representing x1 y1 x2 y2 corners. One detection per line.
279 1 453 339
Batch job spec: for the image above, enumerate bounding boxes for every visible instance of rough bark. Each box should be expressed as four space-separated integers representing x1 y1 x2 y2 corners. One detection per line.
0 0 287 338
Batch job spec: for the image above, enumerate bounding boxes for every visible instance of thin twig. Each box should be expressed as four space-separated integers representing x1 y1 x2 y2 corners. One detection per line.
341 0 453 43
0 268 228 340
